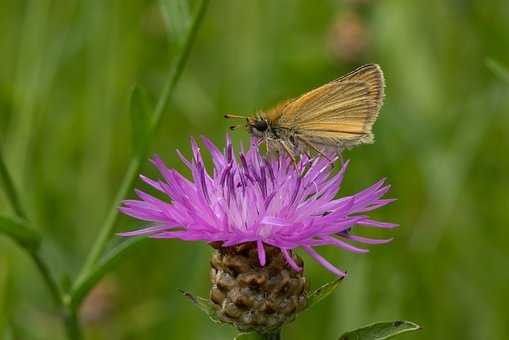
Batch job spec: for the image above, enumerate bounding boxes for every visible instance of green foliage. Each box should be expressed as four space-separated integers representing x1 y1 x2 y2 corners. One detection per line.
339 321 421 340
129 85 153 156
0 0 508 339
70 237 146 309
159 0 191 48
0 215 40 251
0 0 210 338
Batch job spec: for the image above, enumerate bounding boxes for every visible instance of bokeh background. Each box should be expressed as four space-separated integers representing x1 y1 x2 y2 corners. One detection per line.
1 0 509 339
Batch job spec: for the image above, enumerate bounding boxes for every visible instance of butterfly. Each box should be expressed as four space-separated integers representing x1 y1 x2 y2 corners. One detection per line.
225 64 385 161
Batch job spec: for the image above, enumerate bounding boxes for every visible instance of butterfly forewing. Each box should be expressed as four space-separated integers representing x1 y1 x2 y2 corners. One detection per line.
272 64 385 149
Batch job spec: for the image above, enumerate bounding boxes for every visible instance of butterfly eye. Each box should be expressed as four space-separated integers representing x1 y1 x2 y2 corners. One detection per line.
254 120 268 132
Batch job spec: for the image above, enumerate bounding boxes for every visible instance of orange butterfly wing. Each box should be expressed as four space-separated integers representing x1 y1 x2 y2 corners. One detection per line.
267 64 384 149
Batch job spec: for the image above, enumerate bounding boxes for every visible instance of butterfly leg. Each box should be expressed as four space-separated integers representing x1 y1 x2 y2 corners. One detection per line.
337 146 345 165
298 136 332 161
279 140 297 164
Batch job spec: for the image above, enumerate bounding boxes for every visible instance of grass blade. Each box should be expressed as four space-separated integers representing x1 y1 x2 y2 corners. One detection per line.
159 0 191 48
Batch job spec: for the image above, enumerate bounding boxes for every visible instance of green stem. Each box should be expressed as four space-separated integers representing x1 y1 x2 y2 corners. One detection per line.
1 1 211 338
63 309 82 340
29 251 63 307
74 0 209 310
259 332 281 340
79 0 209 278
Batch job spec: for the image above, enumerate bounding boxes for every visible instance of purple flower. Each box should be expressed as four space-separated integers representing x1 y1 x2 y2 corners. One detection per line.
119 135 396 277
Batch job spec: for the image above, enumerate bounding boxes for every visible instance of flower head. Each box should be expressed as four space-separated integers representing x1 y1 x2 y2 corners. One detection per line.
119 135 396 276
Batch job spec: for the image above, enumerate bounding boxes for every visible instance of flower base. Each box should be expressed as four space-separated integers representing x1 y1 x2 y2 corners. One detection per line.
209 242 309 334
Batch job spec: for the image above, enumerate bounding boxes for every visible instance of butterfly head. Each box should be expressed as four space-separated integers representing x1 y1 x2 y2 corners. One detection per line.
225 113 272 138
247 116 270 137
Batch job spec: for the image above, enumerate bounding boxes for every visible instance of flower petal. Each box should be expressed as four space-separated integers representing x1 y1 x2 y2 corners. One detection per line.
118 135 396 276
303 246 347 277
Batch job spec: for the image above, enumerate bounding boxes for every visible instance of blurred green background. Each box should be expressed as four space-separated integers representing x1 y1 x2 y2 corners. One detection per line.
1 0 509 339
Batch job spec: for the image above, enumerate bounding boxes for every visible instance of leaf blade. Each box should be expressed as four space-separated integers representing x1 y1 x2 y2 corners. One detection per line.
306 277 344 310
339 320 422 340
159 0 191 48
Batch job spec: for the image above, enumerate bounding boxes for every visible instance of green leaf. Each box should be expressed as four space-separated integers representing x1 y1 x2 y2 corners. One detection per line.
159 0 191 48
339 320 422 340
306 277 344 310
179 290 221 324
129 84 152 156
0 215 40 251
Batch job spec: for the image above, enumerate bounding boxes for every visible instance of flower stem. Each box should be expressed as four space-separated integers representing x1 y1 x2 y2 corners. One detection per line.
260 332 281 340
63 309 83 340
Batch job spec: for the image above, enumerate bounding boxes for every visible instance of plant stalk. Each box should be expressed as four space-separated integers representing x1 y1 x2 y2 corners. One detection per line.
78 0 210 279
63 309 83 340
1 1 211 338
29 251 63 307
260 331 281 340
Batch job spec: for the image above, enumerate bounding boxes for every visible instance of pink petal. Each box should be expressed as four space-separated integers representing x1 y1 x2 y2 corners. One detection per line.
303 246 347 277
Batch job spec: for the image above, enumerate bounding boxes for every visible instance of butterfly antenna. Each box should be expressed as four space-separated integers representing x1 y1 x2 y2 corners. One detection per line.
224 114 248 120
229 125 240 130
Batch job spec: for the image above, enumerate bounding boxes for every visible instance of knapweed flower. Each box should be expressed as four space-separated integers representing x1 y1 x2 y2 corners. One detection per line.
120 135 396 277
119 135 396 333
